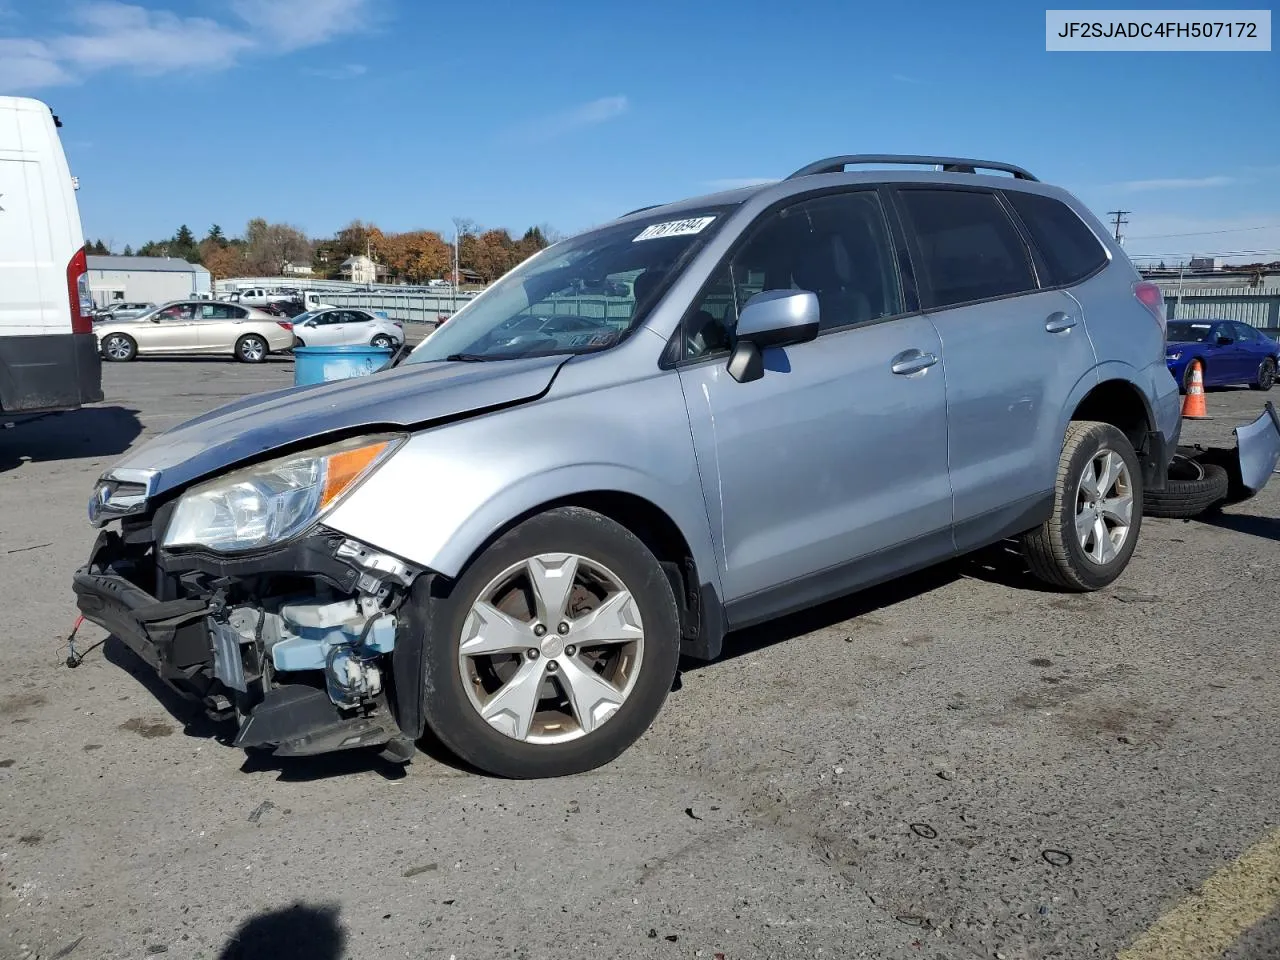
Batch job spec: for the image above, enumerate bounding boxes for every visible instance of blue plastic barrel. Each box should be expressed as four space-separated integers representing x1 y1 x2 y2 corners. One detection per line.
293 345 392 386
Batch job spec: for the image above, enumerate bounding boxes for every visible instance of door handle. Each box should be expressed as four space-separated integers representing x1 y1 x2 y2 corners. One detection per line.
1045 312 1077 333
890 349 939 376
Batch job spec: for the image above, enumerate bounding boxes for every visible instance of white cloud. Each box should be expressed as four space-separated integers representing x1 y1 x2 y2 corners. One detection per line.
705 177 779 190
0 39 74 90
1116 175 1235 192
0 0 375 91
508 96 629 143
231 0 376 52
303 63 368 81
55 3 252 74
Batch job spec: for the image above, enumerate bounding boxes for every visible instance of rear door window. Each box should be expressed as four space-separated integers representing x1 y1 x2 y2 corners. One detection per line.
1004 190 1107 286
895 188 1037 309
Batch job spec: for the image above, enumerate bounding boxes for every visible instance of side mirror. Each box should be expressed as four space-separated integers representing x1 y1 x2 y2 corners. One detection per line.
150 316 162 322
727 290 820 383
1217 335 1233 346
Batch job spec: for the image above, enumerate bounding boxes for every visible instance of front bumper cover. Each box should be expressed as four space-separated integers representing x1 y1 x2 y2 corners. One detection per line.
72 529 409 758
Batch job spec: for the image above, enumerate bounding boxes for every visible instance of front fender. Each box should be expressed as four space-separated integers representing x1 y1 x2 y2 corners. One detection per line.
322 381 722 598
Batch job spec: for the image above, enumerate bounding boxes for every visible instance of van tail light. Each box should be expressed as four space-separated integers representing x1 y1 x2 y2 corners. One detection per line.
67 246 91 334
276 321 293 331
1134 281 1167 339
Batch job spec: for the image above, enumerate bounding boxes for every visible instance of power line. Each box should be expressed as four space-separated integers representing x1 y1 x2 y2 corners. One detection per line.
1107 210 1130 242
1124 223 1280 241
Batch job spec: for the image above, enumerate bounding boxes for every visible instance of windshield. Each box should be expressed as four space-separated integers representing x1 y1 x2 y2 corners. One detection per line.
405 207 735 363
1167 321 1214 342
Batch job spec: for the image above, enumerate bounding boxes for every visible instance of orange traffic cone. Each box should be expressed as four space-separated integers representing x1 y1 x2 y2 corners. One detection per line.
1182 359 1209 419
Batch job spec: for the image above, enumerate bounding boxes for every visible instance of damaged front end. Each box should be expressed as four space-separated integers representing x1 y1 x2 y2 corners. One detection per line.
72 435 423 761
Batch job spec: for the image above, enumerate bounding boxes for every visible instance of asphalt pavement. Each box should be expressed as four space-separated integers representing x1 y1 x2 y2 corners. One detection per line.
1 354 1277 960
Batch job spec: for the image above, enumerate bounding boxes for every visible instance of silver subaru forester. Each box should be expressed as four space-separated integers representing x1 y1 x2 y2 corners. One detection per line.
75 154 1182 778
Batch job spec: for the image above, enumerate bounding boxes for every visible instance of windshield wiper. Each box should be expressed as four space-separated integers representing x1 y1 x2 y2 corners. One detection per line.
444 353 498 362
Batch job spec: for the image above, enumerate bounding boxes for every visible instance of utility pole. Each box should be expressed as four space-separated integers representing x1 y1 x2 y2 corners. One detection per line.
1107 210 1130 243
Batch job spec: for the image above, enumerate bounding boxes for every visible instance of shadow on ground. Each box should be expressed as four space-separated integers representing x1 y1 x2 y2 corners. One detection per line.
0 405 142 471
1197 509 1280 543
105 637 472 779
217 903 346 960
684 538 1058 671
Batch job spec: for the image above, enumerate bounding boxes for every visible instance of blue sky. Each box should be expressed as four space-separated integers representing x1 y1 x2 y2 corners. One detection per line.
2 0 1277 262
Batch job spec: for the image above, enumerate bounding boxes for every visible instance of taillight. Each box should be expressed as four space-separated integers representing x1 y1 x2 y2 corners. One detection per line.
1134 281 1167 338
67 246 90 334
276 321 293 331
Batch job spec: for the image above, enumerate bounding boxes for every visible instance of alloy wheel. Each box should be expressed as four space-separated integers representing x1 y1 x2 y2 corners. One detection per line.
458 552 645 744
1074 448 1134 564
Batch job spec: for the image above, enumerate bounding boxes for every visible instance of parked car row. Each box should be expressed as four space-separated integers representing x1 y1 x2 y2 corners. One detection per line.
91 299 407 362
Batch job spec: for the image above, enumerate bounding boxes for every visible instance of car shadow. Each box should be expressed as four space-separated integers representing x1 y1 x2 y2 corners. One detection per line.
104 636 472 780
682 540 1055 672
0 405 142 472
216 903 346 960
1196 509 1280 543
128 355 294 364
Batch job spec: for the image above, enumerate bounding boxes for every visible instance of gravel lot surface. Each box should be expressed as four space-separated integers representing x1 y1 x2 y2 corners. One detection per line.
2 351 1276 960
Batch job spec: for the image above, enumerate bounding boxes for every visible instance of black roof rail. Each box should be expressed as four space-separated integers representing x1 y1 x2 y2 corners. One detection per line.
620 203 663 218
786 154 1038 182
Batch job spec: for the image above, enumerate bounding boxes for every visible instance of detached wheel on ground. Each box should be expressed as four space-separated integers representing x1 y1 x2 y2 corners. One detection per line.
235 334 268 363
371 334 394 349
1021 420 1143 591
1142 454 1229 518
1251 357 1276 392
101 333 137 362
418 506 681 779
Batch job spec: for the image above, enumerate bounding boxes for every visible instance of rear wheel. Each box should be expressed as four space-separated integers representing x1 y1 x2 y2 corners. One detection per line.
1022 421 1143 591
101 333 137 362
235 334 268 363
419 507 680 778
371 334 394 349
1251 357 1276 391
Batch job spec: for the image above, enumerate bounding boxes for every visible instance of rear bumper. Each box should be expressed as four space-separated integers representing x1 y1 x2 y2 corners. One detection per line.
0 332 104 413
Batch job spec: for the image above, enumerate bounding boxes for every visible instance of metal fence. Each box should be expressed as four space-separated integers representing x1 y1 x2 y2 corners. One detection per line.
317 291 482 324
1153 283 1280 330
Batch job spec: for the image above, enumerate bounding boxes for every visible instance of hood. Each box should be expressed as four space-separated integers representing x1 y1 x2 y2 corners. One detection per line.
107 355 568 497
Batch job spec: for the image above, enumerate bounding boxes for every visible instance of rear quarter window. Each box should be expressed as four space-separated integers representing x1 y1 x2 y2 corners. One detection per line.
1004 191 1107 287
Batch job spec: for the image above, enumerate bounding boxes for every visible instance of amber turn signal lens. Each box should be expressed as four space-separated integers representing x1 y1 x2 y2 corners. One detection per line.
320 441 389 509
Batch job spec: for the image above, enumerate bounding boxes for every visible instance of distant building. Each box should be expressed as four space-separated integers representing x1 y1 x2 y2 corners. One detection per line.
86 255 212 307
1189 257 1218 273
340 255 390 284
282 261 314 276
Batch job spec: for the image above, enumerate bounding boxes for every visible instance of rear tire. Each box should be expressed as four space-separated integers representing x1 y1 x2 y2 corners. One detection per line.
235 334 268 364
371 334 394 349
101 333 137 362
419 506 681 779
1142 455 1229 518
1250 357 1276 392
1021 421 1143 591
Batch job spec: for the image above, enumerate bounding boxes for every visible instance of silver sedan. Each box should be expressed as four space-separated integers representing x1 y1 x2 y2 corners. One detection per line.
95 300 296 363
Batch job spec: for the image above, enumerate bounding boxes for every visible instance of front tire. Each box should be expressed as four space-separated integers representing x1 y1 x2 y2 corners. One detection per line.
1250 357 1276 391
419 506 680 779
101 333 137 362
1021 421 1143 591
235 334 268 363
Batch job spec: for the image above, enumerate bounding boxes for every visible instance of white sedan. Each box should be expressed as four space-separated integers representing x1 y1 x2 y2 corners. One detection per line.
290 309 405 349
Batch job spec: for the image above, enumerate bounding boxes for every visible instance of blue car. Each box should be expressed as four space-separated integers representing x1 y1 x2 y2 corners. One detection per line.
1165 319 1278 392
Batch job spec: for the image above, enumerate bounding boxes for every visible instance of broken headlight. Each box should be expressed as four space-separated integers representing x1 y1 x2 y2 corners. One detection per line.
162 434 404 553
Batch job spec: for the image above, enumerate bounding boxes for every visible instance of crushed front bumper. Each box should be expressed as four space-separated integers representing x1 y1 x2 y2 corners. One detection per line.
1179 401 1280 504
72 527 417 758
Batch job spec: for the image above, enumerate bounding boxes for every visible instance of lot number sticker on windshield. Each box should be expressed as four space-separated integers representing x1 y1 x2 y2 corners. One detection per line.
633 216 716 242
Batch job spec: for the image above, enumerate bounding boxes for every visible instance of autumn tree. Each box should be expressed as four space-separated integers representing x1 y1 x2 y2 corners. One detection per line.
201 243 244 279
243 218 310 276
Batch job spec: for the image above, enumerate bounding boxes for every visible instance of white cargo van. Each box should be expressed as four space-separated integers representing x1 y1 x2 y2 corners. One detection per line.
0 96 102 415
